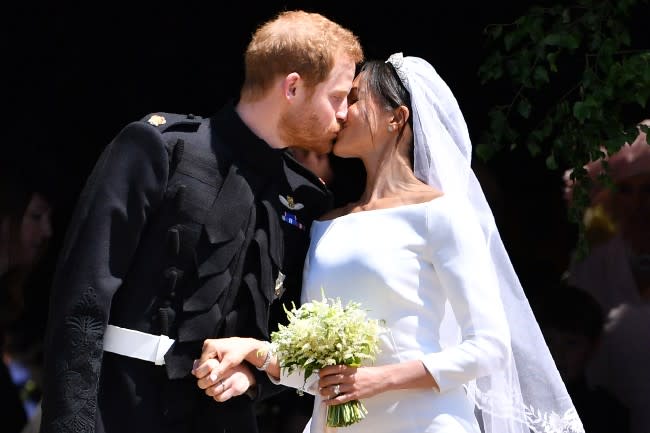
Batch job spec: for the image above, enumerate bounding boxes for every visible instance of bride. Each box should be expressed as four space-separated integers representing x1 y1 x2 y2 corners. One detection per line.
192 53 584 433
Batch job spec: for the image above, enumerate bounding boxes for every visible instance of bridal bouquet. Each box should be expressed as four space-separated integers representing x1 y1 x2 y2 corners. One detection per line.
270 291 382 427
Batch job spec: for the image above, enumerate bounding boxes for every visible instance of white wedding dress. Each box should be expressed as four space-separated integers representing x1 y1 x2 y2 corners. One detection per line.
276 195 512 433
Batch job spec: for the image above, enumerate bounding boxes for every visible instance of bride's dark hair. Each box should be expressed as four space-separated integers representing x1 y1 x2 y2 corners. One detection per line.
357 60 415 167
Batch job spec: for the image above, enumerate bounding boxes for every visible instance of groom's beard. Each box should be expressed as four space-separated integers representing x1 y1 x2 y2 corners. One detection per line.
278 104 337 155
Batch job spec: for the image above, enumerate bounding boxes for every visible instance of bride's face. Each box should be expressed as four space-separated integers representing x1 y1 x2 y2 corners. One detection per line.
332 73 392 160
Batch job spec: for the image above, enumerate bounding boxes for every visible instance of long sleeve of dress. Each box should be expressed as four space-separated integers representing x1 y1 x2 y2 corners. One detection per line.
270 365 320 396
419 197 511 393
40 121 170 432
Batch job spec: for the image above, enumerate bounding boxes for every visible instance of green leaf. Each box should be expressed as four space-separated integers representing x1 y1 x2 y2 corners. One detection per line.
619 31 631 47
547 52 559 72
533 66 550 83
527 140 542 156
561 8 571 23
546 152 558 170
573 101 588 122
478 52 504 83
488 109 508 132
517 98 532 119
565 33 580 50
530 129 544 143
543 33 561 46
476 141 496 162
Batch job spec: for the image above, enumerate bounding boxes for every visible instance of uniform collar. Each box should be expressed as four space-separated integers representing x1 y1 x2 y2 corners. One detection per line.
210 100 285 178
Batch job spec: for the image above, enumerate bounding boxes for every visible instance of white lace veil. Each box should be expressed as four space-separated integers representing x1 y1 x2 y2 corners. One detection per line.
386 52 584 433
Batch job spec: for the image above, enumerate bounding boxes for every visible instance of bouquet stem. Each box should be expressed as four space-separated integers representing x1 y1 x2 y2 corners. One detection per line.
326 399 369 427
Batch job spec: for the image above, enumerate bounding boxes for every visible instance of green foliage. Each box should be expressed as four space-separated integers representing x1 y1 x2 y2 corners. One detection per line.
478 0 650 257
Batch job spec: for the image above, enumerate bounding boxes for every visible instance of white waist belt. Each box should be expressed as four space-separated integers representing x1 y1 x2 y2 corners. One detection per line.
103 325 175 365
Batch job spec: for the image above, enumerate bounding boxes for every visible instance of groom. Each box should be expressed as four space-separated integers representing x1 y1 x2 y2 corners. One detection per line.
39 10 363 433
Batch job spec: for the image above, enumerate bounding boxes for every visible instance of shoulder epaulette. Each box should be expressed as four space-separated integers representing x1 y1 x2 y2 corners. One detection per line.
140 112 204 134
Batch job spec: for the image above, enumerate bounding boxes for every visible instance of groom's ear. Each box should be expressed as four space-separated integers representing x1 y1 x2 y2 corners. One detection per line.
283 72 301 100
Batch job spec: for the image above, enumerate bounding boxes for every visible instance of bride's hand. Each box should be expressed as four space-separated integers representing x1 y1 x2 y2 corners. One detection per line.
192 337 260 381
196 359 255 402
318 364 387 405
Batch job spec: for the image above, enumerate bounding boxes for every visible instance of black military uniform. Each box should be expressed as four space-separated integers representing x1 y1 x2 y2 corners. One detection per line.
40 101 333 433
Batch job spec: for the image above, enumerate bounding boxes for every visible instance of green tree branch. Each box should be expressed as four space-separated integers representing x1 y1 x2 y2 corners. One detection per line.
478 0 650 258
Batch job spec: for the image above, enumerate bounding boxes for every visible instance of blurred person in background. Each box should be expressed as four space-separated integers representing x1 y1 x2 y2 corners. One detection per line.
1 167 55 433
563 119 649 433
564 119 650 312
533 283 630 433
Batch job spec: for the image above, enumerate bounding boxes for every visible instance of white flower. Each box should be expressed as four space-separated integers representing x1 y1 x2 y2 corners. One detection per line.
271 289 383 427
